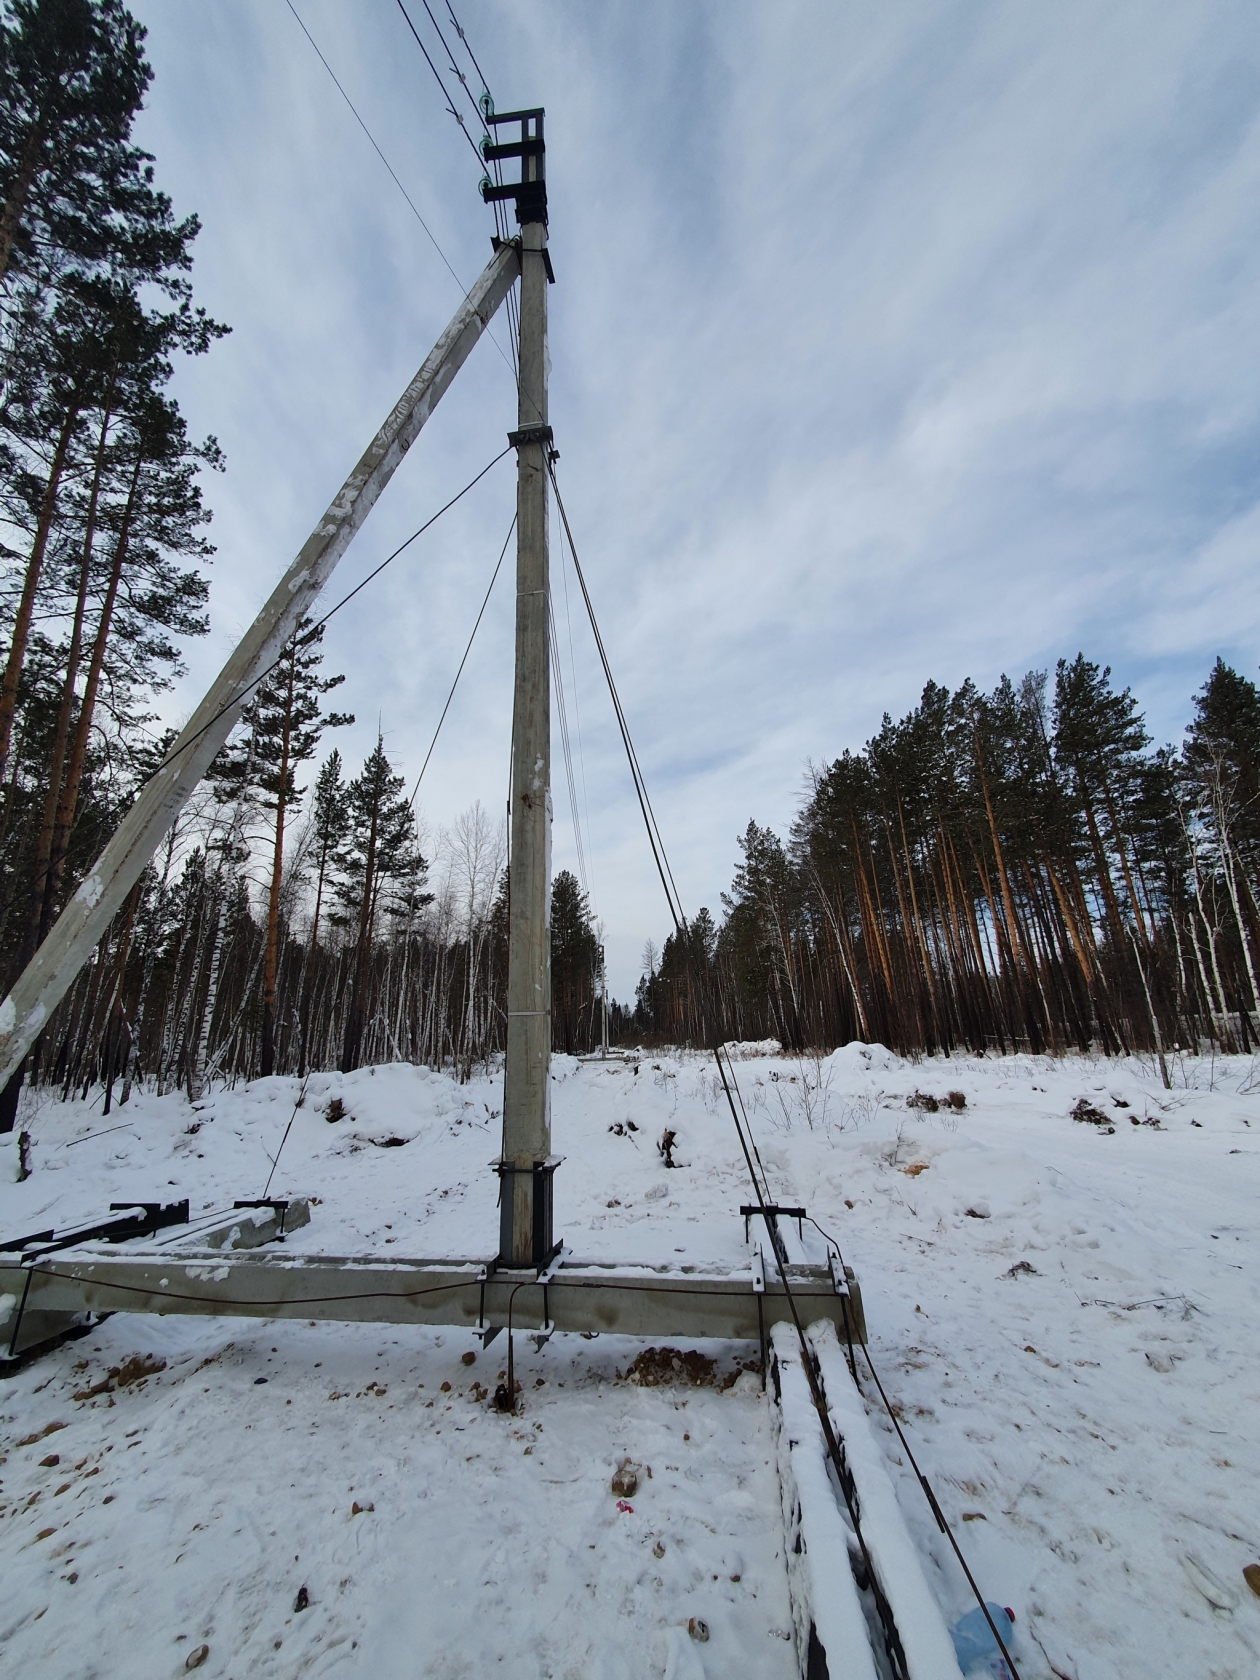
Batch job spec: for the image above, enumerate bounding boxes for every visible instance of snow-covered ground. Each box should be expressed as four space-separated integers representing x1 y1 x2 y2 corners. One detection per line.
1 1045 1258 1678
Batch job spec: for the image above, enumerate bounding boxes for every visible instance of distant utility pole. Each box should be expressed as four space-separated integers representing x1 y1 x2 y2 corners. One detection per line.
483 108 559 1267
600 943 610 1060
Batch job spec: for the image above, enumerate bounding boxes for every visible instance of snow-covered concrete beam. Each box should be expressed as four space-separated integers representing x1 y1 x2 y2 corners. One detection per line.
1 1252 864 1357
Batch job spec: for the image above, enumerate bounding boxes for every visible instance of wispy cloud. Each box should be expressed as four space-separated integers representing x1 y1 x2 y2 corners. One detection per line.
130 0 1260 994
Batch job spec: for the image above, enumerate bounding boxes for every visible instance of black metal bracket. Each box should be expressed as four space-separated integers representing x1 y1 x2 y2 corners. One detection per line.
741 1203 805 1244
507 423 554 450
492 1155 563 1268
492 234 554 284
480 106 547 227
233 1198 294 1238
2 1200 190 1259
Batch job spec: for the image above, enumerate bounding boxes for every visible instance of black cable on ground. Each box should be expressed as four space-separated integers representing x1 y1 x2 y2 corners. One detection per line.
803 1215 1022 1676
548 457 1021 1680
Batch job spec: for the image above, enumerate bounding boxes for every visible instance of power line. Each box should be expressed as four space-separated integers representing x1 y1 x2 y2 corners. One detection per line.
417 0 486 128
153 447 512 780
444 0 493 104
285 1 460 292
284 0 519 383
393 0 488 174
391 0 514 252
407 513 516 810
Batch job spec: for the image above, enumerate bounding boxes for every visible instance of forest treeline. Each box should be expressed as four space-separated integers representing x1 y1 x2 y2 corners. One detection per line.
0 0 611 1123
5 4 1259 1121
636 656 1260 1080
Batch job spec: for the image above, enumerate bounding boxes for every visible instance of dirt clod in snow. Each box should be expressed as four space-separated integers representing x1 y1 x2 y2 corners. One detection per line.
461 1350 476 1366
688 1617 710 1642
622 1346 716 1388
1243 1563 1260 1599
1071 1097 1112 1126
184 1645 209 1670
294 1584 310 1613
111 1354 166 1388
14 1421 67 1448
325 1097 347 1123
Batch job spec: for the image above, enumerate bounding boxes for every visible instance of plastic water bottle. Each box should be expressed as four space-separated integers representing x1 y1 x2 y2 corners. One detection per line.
949 1603 1016 1678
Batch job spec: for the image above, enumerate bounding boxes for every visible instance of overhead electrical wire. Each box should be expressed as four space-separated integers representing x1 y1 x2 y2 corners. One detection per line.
392 0 526 373
284 0 518 385
416 0 487 127
556 532 597 910
393 0 489 174
151 447 512 780
548 590 592 905
443 0 494 107
407 513 517 811
285 0 460 291
392 0 523 382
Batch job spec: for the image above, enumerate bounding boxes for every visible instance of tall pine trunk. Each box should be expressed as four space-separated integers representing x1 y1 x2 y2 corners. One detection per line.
0 401 81 785
41 453 142 937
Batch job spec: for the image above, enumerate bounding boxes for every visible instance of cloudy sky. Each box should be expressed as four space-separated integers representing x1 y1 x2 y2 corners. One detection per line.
130 1 1260 996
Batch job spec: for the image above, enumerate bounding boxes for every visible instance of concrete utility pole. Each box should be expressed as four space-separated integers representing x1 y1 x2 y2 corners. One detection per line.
0 242 520 1099
484 110 557 1266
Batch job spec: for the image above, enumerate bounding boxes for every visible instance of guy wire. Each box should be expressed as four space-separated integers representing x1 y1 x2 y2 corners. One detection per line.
285 0 518 381
152 447 511 780
407 513 516 810
545 456 1019 1680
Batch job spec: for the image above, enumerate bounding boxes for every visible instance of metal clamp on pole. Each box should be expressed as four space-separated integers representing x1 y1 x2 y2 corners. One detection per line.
491 1156 564 1268
507 424 554 449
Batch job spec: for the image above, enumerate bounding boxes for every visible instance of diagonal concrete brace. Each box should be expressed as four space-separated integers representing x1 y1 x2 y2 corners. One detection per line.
0 242 521 1089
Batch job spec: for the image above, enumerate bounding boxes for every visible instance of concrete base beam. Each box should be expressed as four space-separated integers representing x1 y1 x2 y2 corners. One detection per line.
0 1250 865 1352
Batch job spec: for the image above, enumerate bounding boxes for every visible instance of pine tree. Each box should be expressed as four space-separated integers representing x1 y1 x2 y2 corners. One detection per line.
336 736 426 1072
1184 660 1260 854
1182 660 1260 1023
0 0 192 288
550 868 599 1053
214 619 351 1076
